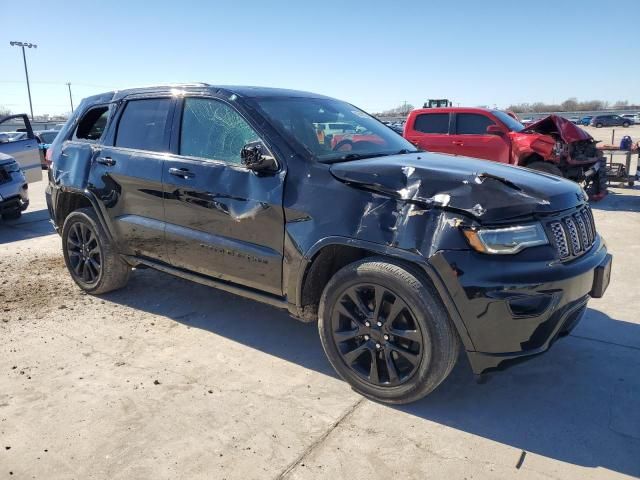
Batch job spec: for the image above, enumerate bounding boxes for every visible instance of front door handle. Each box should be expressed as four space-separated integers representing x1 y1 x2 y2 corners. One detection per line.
169 167 195 179
452 141 464 146
97 156 116 166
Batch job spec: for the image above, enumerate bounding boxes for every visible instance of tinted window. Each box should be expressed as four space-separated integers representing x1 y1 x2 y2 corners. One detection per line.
456 113 495 134
413 113 449 134
115 99 172 152
75 106 109 141
180 98 259 164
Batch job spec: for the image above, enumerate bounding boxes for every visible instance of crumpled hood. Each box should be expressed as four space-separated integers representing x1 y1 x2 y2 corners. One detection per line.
522 114 593 143
330 152 586 222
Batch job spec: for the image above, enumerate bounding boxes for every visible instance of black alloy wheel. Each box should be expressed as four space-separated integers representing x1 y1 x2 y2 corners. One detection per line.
318 258 460 404
66 221 102 286
331 283 423 387
61 208 130 294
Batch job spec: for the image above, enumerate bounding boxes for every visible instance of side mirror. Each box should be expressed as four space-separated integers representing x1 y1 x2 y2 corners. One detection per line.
240 141 278 173
486 125 505 136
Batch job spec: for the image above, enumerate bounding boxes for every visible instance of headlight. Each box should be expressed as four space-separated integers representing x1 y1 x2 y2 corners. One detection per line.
463 223 548 254
3 161 21 173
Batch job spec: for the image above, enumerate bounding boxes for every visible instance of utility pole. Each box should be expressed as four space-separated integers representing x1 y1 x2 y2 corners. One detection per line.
66 82 74 112
9 41 37 120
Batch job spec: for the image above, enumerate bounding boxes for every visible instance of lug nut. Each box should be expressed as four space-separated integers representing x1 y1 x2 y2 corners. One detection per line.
364 321 370 327
383 334 389 341
376 321 382 327
364 335 370 341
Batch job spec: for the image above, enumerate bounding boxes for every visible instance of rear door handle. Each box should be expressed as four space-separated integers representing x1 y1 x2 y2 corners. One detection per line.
452 141 464 146
97 156 116 166
169 167 195 179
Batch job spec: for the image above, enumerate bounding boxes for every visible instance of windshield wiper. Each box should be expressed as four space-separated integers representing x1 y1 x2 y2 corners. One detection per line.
323 149 419 164
327 152 388 163
394 148 419 154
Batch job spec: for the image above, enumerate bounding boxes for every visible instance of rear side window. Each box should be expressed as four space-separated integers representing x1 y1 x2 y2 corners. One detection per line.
455 113 495 135
75 106 109 141
115 98 172 152
413 113 449 134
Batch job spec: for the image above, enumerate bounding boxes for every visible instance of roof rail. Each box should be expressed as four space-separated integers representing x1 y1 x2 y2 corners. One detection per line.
114 82 211 92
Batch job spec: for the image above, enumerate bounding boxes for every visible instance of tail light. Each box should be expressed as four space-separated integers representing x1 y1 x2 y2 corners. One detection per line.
45 147 53 167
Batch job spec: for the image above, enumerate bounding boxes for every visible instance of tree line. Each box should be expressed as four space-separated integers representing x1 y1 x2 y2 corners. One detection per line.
506 98 637 113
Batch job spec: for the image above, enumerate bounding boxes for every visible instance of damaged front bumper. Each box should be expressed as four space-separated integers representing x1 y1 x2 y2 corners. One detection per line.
428 237 610 374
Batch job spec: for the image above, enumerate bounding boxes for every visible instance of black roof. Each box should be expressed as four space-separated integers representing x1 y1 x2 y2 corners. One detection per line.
103 83 331 102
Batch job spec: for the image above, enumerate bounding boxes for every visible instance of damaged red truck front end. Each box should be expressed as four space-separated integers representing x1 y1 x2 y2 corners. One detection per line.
404 109 607 199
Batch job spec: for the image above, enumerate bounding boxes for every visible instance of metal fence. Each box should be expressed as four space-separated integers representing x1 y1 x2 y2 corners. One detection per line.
0 121 65 133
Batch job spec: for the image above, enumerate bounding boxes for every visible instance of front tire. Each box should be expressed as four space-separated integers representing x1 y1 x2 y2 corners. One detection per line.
61 208 130 294
318 258 460 404
623 122 630 128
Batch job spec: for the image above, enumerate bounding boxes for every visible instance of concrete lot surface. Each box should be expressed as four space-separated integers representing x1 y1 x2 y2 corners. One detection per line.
1 177 639 479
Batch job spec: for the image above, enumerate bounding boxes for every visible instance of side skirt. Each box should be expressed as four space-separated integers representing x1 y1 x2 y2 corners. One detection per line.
122 255 290 311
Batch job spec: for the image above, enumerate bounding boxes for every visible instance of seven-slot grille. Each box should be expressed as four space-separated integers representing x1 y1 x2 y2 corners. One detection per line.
0 166 11 185
548 205 596 260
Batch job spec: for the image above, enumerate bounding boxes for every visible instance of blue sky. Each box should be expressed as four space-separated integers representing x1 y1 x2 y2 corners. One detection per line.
1 0 638 116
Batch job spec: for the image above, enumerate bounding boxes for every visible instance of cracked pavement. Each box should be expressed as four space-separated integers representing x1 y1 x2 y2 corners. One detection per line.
1 181 639 479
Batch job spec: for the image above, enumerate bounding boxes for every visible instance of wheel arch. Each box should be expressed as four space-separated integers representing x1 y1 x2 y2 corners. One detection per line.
519 152 545 168
294 237 475 350
54 188 115 242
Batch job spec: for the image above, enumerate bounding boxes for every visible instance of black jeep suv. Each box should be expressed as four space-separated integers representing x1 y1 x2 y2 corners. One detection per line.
46 84 611 404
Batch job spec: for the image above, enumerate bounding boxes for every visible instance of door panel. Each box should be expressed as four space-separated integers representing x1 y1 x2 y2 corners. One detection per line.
89 146 168 261
163 158 285 295
449 134 510 163
163 97 285 295
405 112 452 153
84 97 174 261
0 114 42 183
450 113 510 163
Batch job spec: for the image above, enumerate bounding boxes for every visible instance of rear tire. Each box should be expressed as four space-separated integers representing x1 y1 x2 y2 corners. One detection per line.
61 207 130 294
595 123 603 128
526 161 563 177
623 122 630 128
318 257 460 404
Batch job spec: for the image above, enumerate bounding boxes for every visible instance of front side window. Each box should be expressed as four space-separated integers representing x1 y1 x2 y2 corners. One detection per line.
413 113 449 134
455 113 495 135
491 110 525 132
75 106 109 141
115 98 172 152
254 97 417 162
179 98 259 164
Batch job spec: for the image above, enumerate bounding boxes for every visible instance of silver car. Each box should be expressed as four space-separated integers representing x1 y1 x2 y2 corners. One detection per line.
0 152 29 220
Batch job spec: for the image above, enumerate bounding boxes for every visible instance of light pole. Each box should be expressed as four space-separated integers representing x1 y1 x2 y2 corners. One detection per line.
66 82 74 112
9 41 37 120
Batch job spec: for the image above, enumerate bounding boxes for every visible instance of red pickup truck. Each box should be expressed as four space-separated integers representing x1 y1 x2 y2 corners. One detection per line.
403 107 606 198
